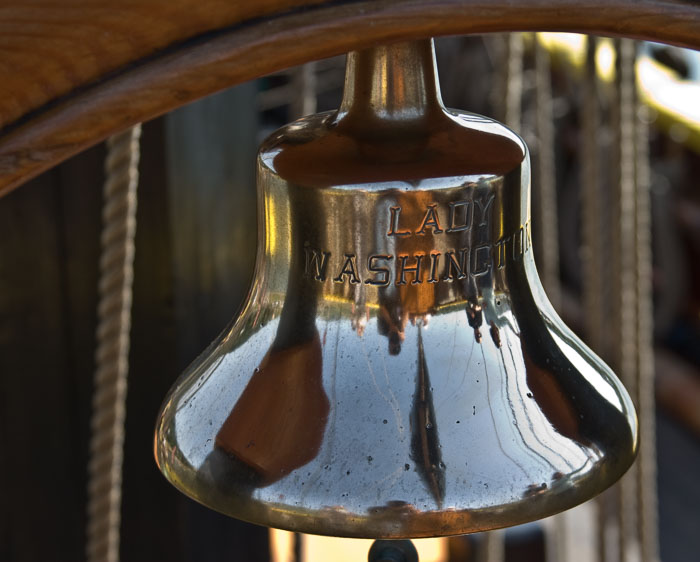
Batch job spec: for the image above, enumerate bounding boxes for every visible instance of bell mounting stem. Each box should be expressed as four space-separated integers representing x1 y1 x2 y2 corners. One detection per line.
337 39 445 126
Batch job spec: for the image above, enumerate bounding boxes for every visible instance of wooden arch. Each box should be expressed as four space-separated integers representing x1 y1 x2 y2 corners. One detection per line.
1 0 699 196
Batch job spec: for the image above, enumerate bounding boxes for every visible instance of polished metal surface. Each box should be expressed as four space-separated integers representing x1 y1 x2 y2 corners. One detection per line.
154 39 637 538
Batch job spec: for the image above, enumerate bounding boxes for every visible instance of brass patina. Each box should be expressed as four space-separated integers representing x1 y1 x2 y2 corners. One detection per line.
155 39 637 538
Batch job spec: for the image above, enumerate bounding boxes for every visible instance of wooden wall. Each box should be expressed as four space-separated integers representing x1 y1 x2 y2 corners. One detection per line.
0 84 267 561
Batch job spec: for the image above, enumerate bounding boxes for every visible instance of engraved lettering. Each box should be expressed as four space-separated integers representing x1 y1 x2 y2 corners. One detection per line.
513 226 524 259
416 204 444 235
475 194 495 226
495 238 508 270
333 253 361 284
365 255 393 286
428 253 441 284
396 254 424 285
446 200 473 233
304 245 331 281
443 249 468 281
471 244 491 277
525 221 532 251
387 206 411 237
303 200 532 285
511 221 532 260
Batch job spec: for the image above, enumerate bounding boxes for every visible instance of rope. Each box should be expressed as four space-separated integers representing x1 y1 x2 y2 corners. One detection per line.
613 39 638 561
580 37 605 366
579 35 614 562
531 33 568 562
86 125 142 562
633 45 659 562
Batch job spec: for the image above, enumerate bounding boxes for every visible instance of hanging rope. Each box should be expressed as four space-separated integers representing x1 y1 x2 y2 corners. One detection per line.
580 37 606 371
581 35 658 562
614 38 641 562
633 44 659 562
531 32 569 562
86 125 142 562
579 35 616 562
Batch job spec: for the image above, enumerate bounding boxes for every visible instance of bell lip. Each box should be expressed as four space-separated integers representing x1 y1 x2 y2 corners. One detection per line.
155 441 637 539
152 278 639 539
152 272 639 539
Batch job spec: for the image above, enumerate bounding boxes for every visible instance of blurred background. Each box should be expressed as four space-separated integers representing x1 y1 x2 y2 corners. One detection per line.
1 34 698 561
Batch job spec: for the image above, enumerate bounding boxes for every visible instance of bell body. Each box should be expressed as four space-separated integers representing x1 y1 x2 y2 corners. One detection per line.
155 40 637 538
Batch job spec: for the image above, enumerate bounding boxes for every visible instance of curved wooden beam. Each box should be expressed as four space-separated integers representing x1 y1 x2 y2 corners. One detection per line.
1 0 699 196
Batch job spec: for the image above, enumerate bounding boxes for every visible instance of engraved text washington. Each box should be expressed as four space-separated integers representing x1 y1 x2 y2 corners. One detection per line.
303 196 531 286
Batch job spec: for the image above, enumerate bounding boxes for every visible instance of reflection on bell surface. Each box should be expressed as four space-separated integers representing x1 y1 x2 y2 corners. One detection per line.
155 38 637 538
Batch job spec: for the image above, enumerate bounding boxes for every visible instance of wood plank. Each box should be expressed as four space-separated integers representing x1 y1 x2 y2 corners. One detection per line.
0 0 321 129
1 0 700 197
0 112 270 560
0 147 102 560
164 85 258 362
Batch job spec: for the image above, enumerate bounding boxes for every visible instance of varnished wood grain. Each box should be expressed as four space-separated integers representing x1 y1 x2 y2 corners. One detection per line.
0 0 321 128
1 0 700 196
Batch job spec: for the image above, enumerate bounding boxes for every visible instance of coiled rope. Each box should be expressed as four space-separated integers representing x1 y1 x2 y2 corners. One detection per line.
86 125 141 562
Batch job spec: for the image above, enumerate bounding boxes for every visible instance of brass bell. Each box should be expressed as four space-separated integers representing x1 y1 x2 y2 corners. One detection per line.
155 39 637 538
